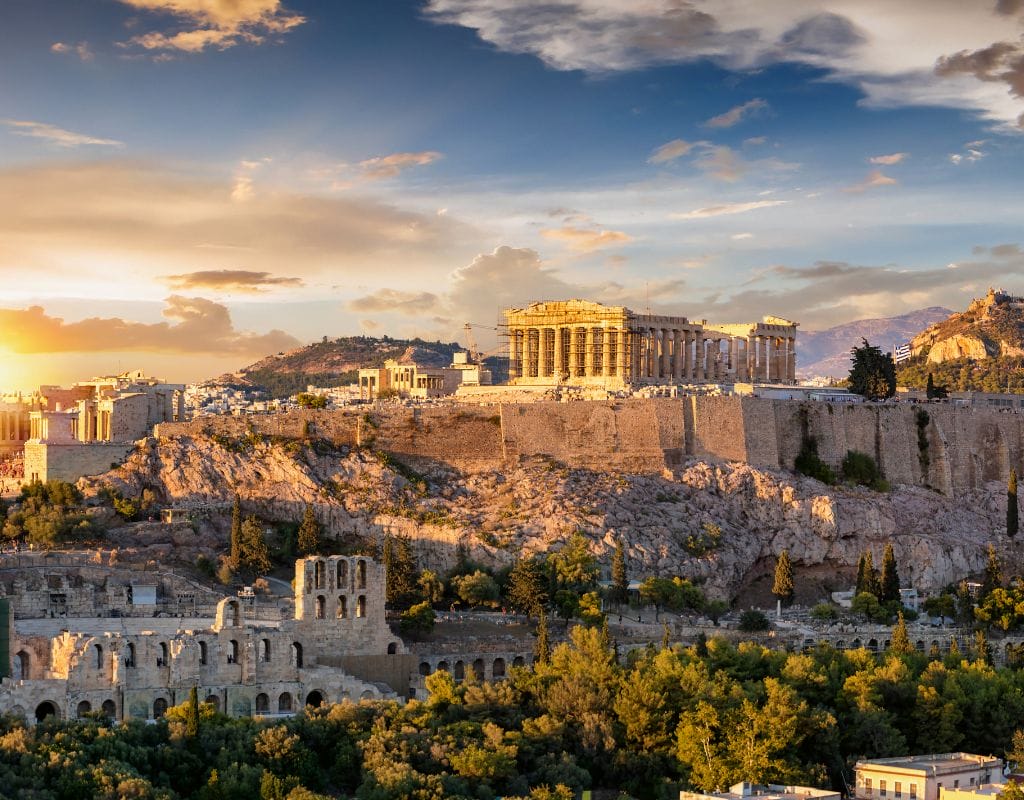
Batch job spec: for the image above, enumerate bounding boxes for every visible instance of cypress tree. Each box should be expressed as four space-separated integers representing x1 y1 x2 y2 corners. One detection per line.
240 515 271 575
611 538 628 605
855 553 868 596
863 551 880 598
772 550 795 605
185 686 199 738
230 493 242 568
926 372 936 399
880 543 900 604
1009 469 1019 539
891 611 912 655
534 610 550 665
974 630 991 665
297 504 321 556
981 544 1003 598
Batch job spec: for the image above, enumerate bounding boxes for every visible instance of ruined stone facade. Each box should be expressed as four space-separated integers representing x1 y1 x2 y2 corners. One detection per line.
504 299 797 388
0 556 406 723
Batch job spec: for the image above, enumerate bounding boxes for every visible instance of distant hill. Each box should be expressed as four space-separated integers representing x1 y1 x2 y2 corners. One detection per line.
798 307 952 378
238 336 463 398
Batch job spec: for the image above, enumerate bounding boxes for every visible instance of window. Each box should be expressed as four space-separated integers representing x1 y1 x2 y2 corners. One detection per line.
356 595 366 618
356 560 366 590
260 639 271 663
228 640 239 664
316 595 325 619
199 641 208 665
954 781 959 790
337 596 348 618
864 779 873 796
895 782 902 798
970 778 976 787
880 780 887 797
910 785 917 800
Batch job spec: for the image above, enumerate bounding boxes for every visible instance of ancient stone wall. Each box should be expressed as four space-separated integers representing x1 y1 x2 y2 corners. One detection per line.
155 399 1024 496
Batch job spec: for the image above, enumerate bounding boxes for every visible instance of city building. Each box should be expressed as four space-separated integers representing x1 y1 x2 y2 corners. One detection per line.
854 754 1003 800
680 782 840 800
504 299 798 389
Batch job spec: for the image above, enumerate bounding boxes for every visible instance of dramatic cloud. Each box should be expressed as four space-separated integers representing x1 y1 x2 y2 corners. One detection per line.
3 120 123 148
0 296 300 355
540 225 633 252
162 270 303 293
348 289 442 315
648 138 698 164
869 153 908 165
705 98 768 128
424 1 1024 127
844 169 898 193
51 41 94 61
118 0 305 53
671 200 789 220
0 160 481 299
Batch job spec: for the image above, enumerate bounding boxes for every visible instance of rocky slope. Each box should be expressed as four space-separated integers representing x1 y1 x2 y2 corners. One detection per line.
911 288 1024 364
81 435 1010 602
798 307 951 377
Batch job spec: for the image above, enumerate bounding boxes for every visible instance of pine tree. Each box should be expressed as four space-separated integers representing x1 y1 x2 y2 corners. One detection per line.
230 493 242 568
383 535 418 609
534 610 551 665
772 550 795 605
848 339 897 400
611 538 628 605
185 686 199 738
240 515 272 575
506 557 548 617
297 504 321 556
1009 469 1019 539
880 543 901 605
974 630 991 665
982 543 1003 598
891 611 912 655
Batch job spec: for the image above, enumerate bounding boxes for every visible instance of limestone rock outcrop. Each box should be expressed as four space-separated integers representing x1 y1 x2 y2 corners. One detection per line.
81 434 1008 602
911 287 1024 364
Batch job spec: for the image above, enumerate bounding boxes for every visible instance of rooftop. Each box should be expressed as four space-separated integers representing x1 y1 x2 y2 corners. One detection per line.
681 783 840 800
856 754 1002 774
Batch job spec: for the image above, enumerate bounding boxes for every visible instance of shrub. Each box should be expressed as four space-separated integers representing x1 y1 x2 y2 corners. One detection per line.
810 602 838 621
841 450 889 491
738 609 771 632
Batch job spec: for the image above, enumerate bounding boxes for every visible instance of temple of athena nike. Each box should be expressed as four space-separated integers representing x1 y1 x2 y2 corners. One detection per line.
504 300 797 388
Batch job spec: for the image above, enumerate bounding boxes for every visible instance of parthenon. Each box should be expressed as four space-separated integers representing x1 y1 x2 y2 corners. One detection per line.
505 300 797 387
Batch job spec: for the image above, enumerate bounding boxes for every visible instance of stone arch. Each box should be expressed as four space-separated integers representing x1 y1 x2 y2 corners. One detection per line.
916 640 926 652
337 560 349 590
454 660 465 680
419 661 431 676
278 692 293 713
493 657 506 678
356 560 366 590
227 599 240 627
228 640 239 664
337 596 348 618
437 660 449 672
101 699 116 719
356 595 366 618
316 595 326 619
305 690 324 708
472 657 484 676
260 639 271 663
387 642 397 655
35 701 59 722
94 643 103 670
152 698 168 719
292 642 303 668
932 639 941 652
834 640 846 650
513 656 525 668
215 597 242 630
314 559 326 590
255 693 269 713
199 641 208 665
360 689 373 700
158 642 169 666
205 695 220 712
77 700 92 718
851 638 862 650
867 638 878 652
125 643 136 668
883 639 891 650
14 649 30 680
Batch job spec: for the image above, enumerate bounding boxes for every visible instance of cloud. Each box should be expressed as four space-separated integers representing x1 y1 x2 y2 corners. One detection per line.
692 145 747 182
949 140 987 164
844 169 898 193
51 41 94 61
348 289 442 315
356 151 443 180
423 1 1024 128
743 136 767 146
162 270 303 293
705 98 768 128
869 153 908 165
540 225 633 252
671 200 789 220
648 138 698 164
731 232 754 240
3 120 123 148
117 0 305 53
0 296 300 355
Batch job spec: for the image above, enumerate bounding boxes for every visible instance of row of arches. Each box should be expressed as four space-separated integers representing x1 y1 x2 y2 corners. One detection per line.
417 656 526 679
312 559 367 592
313 594 366 619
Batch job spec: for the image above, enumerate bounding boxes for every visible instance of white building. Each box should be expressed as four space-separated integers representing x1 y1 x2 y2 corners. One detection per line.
854 754 1003 800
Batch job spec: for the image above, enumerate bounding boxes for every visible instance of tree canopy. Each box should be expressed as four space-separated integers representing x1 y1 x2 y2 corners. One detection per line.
848 339 896 400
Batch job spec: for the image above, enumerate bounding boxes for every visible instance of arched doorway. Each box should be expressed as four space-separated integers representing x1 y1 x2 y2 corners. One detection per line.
291 642 303 668
14 650 30 680
493 657 506 678
305 690 324 708
153 698 168 719
101 699 116 719
76 701 92 718
255 693 269 713
278 692 293 712
205 695 220 712
35 701 58 722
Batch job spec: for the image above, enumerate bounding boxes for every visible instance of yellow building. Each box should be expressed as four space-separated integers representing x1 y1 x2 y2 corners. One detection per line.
854 754 1003 800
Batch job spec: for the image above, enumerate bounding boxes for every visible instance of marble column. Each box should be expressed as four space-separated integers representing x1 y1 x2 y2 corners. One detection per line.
694 332 705 381
787 337 797 383
553 327 564 380
660 329 671 380
673 330 683 382
617 329 627 380
602 329 612 377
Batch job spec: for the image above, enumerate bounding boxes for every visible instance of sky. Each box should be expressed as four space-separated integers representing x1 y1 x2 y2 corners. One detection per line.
2 0 1024 390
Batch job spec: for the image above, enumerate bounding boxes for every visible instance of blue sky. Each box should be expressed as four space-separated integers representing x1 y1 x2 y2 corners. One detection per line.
1 0 1023 387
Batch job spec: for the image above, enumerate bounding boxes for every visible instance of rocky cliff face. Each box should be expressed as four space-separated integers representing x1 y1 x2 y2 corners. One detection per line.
912 288 1024 364
81 435 1009 601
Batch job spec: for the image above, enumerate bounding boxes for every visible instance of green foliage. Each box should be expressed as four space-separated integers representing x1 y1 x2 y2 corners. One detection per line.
848 338 896 400
880 544 901 605
506 557 549 617
737 609 771 632
898 355 1024 394
399 601 436 637
296 505 321 557
548 532 599 592
982 543 1004 598
383 535 420 609
3 479 98 548
639 576 705 619
851 591 891 623
925 372 949 400
841 450 889 491
683 522 723 556
794 408 836 484
535 610 551 664
185 686 200 738
230 493 242 568
611 538 628 604
240 515 272 576
916 408 931 478
452 570 500 608
890 612 913 656
772 550 794 605
810 603 838 621
417 569 445 605
295 393 327 409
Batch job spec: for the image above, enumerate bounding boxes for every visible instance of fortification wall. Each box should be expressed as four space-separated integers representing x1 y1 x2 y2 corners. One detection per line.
155 399 1024 496
25 442 135 484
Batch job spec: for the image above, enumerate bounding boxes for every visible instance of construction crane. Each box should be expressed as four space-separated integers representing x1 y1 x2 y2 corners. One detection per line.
463 322 500 364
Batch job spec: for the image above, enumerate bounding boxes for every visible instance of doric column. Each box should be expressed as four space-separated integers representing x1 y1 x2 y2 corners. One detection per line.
539 328 550 378
553 327 564 380
647 329 655 379
694 332 705 381
660 328 671 380
584 328 595 377
529 327 540 377
788 336 797 383
618 329 628 381
682 331 692 381
602 329 612 377
760 337 770 382
673 330 683 382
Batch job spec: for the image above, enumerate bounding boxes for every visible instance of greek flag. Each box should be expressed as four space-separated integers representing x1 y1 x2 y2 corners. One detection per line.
893 342 912 364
